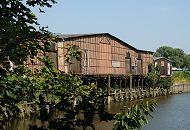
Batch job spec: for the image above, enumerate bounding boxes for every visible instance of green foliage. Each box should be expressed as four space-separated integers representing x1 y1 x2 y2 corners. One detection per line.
0 69 42 129
2 58 156 130
1 1 158 129
36 90 114 130
184 54 190 69
0 0 57 65
158 77 172 89
154 46 190 68
147 64 172 90
64 44 82 64
0 58 157 130
171 71 190 84
0 57 94 126
146 64 160 87
154 46 173 58
113 100 157 130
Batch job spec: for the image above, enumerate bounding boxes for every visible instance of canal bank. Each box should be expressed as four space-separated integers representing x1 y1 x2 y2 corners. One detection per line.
171 83 190 94
5 84 190 130
110 83 190 100
94 83 190 130
105 83 190 104
97 93 190 130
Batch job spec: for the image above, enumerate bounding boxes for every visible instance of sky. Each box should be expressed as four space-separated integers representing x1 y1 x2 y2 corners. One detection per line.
34 0 190 53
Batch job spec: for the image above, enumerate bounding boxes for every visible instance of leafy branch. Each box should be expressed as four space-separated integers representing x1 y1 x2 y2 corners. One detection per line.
113 100 157 130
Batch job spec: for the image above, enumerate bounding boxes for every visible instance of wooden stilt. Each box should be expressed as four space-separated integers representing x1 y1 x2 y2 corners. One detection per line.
130 76 133 100
114 79 117 101
101 77 104 95
130 76 133 89
133 79 136 89
125 77 127 89
124 77 127 100
141 78 144 88
107 75 111 104
137 79 140 88
119 78 122 100
95 78 98 93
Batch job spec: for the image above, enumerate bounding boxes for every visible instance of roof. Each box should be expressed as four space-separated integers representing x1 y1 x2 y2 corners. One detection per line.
153 57 172 62
57 33 154 54
58 33 99 39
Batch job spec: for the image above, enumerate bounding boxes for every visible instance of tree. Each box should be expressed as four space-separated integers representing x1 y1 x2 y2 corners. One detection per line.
0 0 57 65
154 46 173 59
184 54 190 69
172 48 186 68
0 0 58 128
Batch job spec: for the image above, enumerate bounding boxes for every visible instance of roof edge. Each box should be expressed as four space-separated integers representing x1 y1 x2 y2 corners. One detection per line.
137 49 154 54
154 57 172 62
57 33 153 53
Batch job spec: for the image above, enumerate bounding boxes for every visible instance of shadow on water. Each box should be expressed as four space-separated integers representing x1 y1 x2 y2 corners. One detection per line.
6 93 190 130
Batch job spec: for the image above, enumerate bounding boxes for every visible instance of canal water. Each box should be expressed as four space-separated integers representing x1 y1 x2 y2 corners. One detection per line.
142 93 190 130
6 93 190 130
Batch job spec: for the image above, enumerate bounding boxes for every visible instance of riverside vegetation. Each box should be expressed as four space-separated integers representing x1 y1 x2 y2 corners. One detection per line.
0 1 157 130
0 46 157 130
171 71 190 84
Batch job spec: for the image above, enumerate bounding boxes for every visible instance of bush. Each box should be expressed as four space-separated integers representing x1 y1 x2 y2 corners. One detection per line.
171 71 190 84
158 77 172 89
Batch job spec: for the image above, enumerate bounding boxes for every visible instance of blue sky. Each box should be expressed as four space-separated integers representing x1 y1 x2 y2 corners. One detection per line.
34 0 190 53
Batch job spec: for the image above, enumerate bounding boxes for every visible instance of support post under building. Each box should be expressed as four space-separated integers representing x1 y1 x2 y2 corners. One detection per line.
107 75 111 104
130 76 133 100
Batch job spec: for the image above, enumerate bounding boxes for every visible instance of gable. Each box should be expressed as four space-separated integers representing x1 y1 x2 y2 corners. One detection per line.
99 36 111 44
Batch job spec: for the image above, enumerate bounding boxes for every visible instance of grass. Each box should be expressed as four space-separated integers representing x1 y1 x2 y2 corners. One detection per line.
171 71 190 84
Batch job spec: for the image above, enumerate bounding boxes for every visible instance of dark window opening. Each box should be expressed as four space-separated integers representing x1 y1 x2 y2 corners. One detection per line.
125 58 131 74
136 59 142 74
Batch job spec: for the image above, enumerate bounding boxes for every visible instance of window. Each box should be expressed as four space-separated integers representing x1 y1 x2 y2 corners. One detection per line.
125 58 131 73
136 59 142 74
112 61 120 68
137 53 142 59
126 52 130 58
